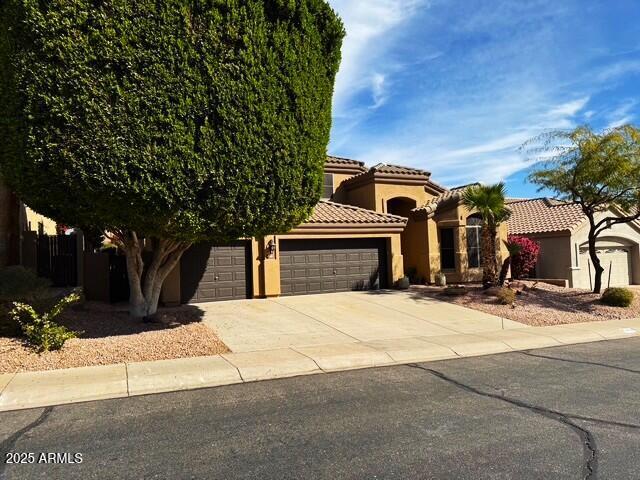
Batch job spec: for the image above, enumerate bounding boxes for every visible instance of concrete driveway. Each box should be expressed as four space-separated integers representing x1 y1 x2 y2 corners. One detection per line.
200 290 523 352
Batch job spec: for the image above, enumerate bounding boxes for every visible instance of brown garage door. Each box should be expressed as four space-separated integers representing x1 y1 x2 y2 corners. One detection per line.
280 238 388 296
180 241 251 303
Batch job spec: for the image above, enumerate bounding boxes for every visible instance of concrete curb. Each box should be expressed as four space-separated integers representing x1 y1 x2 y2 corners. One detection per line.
1 319 639 412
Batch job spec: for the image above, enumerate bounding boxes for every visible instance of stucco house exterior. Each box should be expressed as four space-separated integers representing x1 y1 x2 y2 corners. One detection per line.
4 158 510 303
507 198 640 289
160 157 509 304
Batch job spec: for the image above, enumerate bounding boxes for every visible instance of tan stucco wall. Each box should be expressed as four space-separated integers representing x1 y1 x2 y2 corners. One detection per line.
338 182 377 210
526 234 573 282
331 173 356 194
374 183 435 214
22 206 57 234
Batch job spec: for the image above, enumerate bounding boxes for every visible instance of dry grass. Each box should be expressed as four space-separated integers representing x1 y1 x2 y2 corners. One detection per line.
0 302 229 374
414 281 640 327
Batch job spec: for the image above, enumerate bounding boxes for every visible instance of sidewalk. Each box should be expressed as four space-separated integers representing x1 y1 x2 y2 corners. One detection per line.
1 318 639 412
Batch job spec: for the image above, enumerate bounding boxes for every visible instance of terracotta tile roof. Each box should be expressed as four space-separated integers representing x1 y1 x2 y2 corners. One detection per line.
303 200 407 225
412 183 480 215
326 156 365 167
507 198 586 234
371 163 431 177
324 156 368 174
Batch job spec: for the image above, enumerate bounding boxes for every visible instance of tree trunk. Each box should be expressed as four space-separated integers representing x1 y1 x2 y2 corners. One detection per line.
117 232 190 319
587 226 605 294
480 225 497 288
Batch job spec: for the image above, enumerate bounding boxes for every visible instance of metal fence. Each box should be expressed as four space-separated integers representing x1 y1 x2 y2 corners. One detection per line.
36 234 79 287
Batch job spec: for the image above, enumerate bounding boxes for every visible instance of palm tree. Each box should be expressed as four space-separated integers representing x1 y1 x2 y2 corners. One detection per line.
462 183 510 288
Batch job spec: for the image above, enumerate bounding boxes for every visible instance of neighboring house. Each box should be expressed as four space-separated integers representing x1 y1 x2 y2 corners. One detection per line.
160 157 509 304
20 206 57 236
0 177 57 268
507 198 640 289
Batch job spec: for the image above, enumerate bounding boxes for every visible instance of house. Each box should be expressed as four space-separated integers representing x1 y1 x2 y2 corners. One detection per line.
160 157 509 304
507 198 640 289
0 179 58 268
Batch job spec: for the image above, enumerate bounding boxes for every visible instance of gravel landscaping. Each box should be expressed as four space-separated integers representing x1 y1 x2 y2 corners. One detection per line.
0 302 229 373
414 281 640 327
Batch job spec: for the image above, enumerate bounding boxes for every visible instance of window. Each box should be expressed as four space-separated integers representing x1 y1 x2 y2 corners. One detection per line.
466 215 482 268
440 228 455 270
322 173 334 199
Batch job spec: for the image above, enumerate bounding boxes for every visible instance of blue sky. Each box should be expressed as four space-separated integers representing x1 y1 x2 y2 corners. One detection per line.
326 0 640 198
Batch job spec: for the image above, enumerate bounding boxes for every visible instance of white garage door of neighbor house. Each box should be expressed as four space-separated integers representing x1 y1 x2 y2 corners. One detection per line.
579 247 632 288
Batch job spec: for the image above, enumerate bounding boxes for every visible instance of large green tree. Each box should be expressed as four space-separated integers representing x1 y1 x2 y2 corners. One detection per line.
528 125 640 293
0 0 344 317
462 183 510 288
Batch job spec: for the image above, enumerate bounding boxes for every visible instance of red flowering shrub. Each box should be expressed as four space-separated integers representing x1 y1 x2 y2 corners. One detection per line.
507 235 540 279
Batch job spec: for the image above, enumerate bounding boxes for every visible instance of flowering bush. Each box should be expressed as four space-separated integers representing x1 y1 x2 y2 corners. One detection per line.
507 235 540 279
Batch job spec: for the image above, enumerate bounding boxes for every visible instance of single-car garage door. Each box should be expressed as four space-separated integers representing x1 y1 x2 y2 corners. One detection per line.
279 238 388 296
180 241 252 303
579 246 632 288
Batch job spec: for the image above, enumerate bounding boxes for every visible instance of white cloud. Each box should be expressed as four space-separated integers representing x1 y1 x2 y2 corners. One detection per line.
328 0 426 116
546 97 590 118
370 73 387 109
596 60 640 82
604 99 637 130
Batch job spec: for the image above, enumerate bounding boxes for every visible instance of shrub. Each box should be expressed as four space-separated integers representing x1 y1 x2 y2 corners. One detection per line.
507 236 540 279
601 288 634 308
497 287 516 305
10 293 80 352
0 266 51 302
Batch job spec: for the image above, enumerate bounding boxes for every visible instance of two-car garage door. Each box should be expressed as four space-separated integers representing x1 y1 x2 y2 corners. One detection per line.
180 238 389 303
279 238 388 296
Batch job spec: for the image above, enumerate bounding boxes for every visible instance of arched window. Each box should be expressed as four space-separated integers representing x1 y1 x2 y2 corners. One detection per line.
466 215 482 268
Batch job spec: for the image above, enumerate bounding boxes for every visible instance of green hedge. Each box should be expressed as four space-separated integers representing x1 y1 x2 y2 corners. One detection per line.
0 0 345 242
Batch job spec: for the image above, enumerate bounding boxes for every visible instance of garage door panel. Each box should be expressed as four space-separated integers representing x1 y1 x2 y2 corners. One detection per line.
578 246 631 288
181 241 251 303
280 238 388 296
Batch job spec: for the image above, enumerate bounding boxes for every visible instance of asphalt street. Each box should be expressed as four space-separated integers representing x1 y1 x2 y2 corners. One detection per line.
1 338 639 480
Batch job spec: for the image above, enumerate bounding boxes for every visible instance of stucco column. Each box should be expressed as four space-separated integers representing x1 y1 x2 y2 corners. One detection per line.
389 234 404 284
426 219 440 283
259 236 281 297
454 226 467 281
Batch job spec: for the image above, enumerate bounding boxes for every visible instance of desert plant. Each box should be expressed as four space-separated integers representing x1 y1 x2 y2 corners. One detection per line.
496 287 516 306
0 0 345 318
462 183 511 288
10 293 80 352
507 236 540 279
601 287 635 307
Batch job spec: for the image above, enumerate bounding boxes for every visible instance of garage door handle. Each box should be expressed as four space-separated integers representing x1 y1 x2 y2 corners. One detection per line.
333 269 337 275
214 275 219 281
